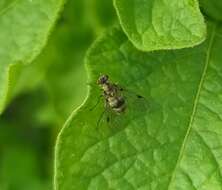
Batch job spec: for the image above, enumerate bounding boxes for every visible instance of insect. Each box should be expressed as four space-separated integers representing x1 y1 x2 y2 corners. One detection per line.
97 74 126 114
92 74 147 128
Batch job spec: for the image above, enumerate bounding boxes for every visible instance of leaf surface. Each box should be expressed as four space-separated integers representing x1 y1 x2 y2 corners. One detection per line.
0 0 64 113
114 0 206 51
55 22 222 190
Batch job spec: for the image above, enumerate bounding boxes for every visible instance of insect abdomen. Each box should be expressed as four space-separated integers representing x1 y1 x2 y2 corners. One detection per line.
108 96 126 113
113 105 126 113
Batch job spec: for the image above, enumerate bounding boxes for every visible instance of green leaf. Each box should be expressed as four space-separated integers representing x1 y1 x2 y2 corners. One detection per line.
0 0 65 114
4 0 117 126
199 0 222 21
113 0 206 51
55 22 222 189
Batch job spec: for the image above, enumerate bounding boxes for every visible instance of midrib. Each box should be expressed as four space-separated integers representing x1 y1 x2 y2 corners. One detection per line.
167 24 217 189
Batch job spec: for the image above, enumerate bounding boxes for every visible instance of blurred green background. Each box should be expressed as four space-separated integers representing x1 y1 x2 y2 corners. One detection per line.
0 0 115 189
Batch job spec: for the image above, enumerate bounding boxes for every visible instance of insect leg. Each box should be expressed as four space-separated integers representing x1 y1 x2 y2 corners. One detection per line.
107 116 110 123
89 95 103 111
96 110 106 129
96 99 110 129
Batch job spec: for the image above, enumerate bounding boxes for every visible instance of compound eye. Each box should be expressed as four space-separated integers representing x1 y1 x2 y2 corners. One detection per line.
98 74 109 84
103 75 109 81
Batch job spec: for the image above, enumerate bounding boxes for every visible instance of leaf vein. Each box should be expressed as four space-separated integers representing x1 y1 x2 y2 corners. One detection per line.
0 0 21 17
194 130 222 188
167 24 217 189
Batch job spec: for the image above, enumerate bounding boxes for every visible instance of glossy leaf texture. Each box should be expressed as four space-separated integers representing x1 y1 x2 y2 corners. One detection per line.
0 0 65 114
113 0 206 51
55 22 222 190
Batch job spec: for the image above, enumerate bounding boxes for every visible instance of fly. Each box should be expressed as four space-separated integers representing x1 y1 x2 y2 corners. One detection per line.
97 74 126 114
91 74 147 128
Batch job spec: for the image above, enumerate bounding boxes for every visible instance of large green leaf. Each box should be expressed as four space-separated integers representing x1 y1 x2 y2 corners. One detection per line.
0 0 65 114
114 0 206 51
55 22 222 190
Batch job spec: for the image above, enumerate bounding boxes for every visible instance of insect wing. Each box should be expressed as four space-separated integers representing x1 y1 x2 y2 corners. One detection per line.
122 89 150 121
98 106 126 129
98 89 150 130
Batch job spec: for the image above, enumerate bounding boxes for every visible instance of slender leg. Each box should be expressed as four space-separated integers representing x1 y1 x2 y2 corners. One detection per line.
107 116 110 123
96 110 106 129
96 100 109 129
90 95 103 111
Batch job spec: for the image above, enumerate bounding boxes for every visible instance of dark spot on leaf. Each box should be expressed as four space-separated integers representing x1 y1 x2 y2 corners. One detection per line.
137 95 143 98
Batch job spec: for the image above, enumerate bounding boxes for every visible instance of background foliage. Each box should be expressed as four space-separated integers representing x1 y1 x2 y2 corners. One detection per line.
0 0 222 190
0 0 115 189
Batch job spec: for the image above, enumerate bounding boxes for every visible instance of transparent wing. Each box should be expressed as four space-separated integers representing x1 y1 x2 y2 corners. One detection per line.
90 86 150 133
99 88 149 130
96 105 126 130
121 87 150 118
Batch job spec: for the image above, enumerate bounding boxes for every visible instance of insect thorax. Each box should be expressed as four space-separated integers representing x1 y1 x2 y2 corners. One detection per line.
102 83 118 96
